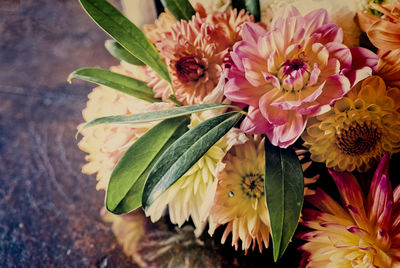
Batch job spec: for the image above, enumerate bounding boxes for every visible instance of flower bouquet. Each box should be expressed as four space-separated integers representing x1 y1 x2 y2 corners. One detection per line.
70 0 400 266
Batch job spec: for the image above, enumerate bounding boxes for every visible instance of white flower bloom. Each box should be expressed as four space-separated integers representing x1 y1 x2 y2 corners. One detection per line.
260 0 369 47
146 111 247 236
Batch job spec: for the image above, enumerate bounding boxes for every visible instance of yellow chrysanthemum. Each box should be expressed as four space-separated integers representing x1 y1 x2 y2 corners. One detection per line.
78 65 173 190
146 111 247 236
302 76 400 172
208 135 318 252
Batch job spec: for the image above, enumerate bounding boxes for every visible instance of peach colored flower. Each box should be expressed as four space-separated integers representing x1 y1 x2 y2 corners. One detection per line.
300 155 400 267
377 49 400 88
224 6 377 148
143 11 177 43
145 5 253 105
356 2 400 52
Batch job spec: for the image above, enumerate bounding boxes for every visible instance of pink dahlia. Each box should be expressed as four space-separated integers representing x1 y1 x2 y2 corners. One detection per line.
224 6 378 148
300 155 400 267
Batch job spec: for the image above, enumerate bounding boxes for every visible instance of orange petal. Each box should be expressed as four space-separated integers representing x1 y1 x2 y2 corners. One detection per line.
355 11 379 33
368 20 400 51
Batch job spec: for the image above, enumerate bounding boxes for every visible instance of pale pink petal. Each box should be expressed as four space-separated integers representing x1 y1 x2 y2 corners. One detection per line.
241 22 267 44
308 63 321 86
240 107 272 134
325 42 352 69
394 185 400 204
271 81 326 110
276 16 306 46
266 112 306 148
304 9 330 36
316 74 350 105
369 154 390 198
224 77 265 107
273 6 301 28
328 170 369 230
376 199 393 232
242 58 268 87
259 91 288 125
312 24 343 44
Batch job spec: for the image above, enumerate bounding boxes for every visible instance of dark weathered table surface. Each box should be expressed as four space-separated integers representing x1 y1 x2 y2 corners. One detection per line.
7 0 394 267
0 0 136 267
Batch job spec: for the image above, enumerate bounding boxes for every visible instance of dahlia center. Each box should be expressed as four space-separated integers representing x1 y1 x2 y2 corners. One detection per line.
277 58 310 92
241 173 264 199
336 123 382 156
175 55 205 83
282 59 307 76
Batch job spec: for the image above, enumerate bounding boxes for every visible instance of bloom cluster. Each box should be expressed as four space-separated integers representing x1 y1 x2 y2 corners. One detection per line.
74 0 400 266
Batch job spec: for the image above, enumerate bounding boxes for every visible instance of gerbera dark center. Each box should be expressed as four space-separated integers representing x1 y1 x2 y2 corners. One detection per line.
241 173 264 199
336 123 381 156
175 55 205 83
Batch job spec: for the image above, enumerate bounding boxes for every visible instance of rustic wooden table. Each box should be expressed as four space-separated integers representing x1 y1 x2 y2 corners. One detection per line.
3 0 377 267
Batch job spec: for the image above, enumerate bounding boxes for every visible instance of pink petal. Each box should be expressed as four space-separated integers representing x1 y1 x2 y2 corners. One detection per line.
350 47 379 72
328 170 369 230
316 74 350 105
272 5 301 28
231 41 259 72
369 174 393 229
341 47 378 88
305 188 352 221
259 91 288 125
264 74 280 89
311 24 343 44
304 9 330 36
241 22 267 44
376 200 393 232
367 154 390 214
308 63 321 86
276 16 305 46
242 58 268 87
394 185 400 204
346 226 370 240
343 66 373 89
325 42 352 69
271 81 326 110
224 77 265 107
266 112 306 147
296 102 327 116
240 106 272 134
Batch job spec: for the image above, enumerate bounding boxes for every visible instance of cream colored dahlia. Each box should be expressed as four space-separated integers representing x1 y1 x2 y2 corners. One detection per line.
300 155 400 267
78 65 173 190
145 5 253 105
260 0 369 47
302 76 400 172
142 11 177 43
208 135 318 252
145 111 247 236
